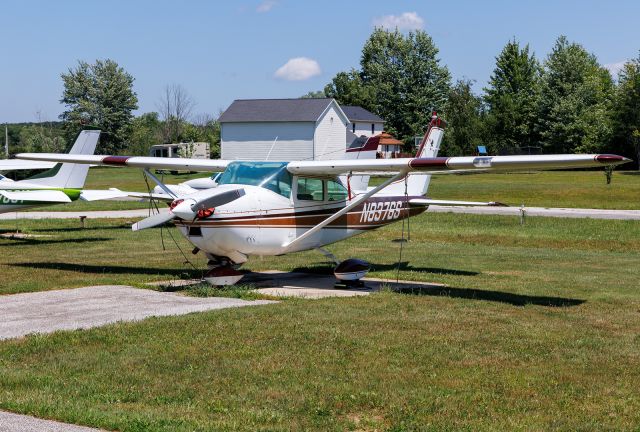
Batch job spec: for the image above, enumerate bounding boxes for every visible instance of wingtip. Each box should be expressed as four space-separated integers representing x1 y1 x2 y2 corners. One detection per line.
595 154 633 165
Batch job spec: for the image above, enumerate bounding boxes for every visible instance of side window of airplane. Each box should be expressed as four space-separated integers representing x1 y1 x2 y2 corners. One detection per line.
296 178 324 201
326 179 348 201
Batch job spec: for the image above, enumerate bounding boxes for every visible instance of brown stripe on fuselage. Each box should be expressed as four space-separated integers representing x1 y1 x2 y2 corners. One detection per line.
178 196 426 229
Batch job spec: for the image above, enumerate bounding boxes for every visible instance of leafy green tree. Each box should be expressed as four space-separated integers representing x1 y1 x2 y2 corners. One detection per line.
326 29 450 145
362 29 450 143
60 59 138 154
300 90 327 99
126 112 162 156
484 40 540 154
610 53 640 168
537 36 614 154
324 69 375 112
18 124 66 154
441 79 485 156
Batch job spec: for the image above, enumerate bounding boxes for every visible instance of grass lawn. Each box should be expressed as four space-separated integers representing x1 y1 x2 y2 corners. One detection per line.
0 213 639 430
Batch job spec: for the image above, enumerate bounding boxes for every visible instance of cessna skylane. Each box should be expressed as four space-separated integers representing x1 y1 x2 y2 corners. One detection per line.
18 116 631 285
0 130 131 214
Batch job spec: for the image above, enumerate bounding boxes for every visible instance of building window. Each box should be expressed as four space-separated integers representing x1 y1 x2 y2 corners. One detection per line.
352 123 356 133
371 123 375 134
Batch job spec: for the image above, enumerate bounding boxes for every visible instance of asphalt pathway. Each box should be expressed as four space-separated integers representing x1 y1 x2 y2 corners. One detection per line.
0 411 105 432
0 285 274 340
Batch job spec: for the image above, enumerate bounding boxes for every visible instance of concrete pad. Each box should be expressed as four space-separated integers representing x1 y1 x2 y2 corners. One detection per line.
244 271 446 299
0 285 274 340
0 411 104 432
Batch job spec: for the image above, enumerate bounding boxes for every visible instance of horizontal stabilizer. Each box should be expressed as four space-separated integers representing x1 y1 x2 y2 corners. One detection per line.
107 188 174 202
0 160 56 172
0 189 72 203
410 198 508 207
79 189 132 201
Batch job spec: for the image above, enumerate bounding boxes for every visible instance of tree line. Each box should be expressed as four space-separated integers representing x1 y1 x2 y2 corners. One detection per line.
3 60 221 158
2 29 639 168
320 29 639 167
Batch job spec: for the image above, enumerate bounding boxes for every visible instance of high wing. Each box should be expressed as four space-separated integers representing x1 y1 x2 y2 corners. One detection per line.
0 160 56 171
16 153 630 175
15 154 230 172
286 154 631 176
0 189 72 203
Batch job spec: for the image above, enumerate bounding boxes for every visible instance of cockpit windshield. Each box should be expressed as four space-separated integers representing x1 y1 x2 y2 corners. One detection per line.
217 161 292 198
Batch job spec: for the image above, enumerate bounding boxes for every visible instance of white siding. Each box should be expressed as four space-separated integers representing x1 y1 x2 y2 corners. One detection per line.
314 103 348 160
221 122 315 161
351 121 384 138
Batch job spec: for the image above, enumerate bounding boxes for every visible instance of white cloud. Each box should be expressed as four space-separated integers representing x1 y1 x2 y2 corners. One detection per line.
372 12 424 31
256 0 277 13
274 57 321 81
604 60 627 77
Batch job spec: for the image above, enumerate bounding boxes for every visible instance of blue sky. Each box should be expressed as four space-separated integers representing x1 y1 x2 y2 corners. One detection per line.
2 0 639 123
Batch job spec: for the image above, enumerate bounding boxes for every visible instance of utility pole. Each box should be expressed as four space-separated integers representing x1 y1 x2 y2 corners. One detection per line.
4 124 8 158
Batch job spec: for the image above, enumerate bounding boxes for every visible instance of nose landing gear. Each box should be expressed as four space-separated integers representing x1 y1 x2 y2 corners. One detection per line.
204 254 245 286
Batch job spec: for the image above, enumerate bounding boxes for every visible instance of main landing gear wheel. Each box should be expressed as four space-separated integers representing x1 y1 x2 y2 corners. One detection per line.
334 258 371 289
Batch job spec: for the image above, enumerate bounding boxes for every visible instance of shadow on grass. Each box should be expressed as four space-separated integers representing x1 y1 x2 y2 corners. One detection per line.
12 262 201 278
289 262 479 277
26 224 132 233
621 171 640 176
0 237 112 245
395 285 584 307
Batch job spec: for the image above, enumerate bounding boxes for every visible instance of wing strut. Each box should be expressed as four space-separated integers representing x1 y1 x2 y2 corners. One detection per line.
282 170 408 251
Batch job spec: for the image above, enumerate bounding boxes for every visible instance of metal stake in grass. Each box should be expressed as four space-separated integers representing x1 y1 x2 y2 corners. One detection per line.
605 166 613 185
520 204 526 226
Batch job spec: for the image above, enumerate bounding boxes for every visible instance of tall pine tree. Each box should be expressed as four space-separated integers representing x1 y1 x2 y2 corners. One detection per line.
610 53 640 168
441 79 485 156
484 39 540 154
536 36 614 154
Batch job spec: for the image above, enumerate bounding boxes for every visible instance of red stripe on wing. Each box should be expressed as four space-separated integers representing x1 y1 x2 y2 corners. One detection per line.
408 157 449 169
102 156 131 166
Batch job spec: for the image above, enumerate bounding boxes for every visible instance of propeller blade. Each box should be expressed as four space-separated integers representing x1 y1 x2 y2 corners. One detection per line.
132 210 174 231
195 188 245 211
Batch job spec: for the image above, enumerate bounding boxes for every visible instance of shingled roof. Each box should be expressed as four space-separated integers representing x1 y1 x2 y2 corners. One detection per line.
341 105 384 123
218 98 339 123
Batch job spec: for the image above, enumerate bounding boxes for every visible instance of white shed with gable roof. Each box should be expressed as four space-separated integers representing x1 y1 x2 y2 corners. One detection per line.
219 98 349 161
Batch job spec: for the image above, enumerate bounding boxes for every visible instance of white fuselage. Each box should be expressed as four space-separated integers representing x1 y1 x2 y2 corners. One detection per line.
173 183 424 264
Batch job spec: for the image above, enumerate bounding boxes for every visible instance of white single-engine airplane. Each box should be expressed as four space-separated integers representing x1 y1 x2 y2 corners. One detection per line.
0 130 132 214
18 116 631 285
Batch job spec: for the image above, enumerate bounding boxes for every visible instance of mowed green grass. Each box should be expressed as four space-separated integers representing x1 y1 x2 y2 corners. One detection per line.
1 213 639 430
39 167 640 211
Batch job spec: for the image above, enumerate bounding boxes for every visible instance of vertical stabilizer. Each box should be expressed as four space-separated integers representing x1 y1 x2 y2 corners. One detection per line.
381 114 446 196
27 130 100 188
339 132 380 192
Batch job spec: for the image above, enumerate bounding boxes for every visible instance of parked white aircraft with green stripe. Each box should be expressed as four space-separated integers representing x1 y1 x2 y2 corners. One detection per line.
0 130 127 213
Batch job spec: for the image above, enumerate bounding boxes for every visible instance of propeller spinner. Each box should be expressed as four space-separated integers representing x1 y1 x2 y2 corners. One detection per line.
132 188 245 231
